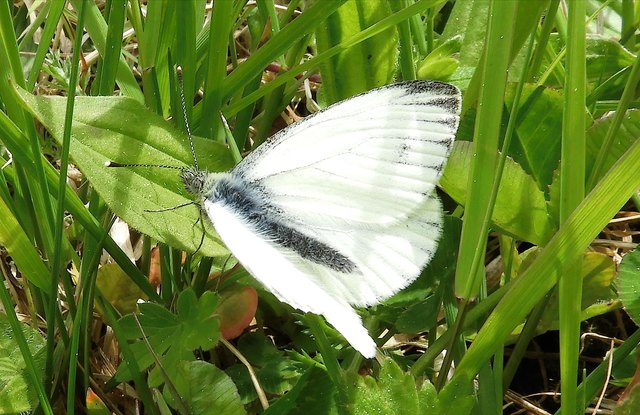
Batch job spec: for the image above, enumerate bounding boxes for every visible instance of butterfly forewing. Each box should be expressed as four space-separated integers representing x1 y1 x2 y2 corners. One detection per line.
236 81 460 226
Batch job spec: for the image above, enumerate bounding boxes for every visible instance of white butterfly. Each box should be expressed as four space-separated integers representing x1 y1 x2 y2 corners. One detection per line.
183 81 461 358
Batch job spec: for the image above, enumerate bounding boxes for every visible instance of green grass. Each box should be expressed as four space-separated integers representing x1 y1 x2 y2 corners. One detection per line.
0 1 639 414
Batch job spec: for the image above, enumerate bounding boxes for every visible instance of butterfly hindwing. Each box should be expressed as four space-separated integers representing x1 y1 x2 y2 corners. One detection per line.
204 197 378 357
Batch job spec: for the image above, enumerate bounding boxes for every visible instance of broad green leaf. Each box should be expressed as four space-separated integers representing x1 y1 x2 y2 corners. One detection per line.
417 378 439 413
258 358 303 396
547 34 636 93
0 196 49 290
314 0 397 103
229 333 301 397
168 360 246 415
417 35 461 81
441 0 489 80
549 110 640 225
225 363 260 405
442 1 545 87
393 293 440 334
586 110 640 183
236 331 285 367
15 87 235 257
354 359 420 415
618 248 640 326
114 288 220 385
441 141 555 245
438 375 475 415
179 289 219 350
0 314 46 415
505 85 564 194
264 365 337 415
353 359 472 415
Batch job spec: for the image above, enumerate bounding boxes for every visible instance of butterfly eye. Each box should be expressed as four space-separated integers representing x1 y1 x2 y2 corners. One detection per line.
181 167 206 196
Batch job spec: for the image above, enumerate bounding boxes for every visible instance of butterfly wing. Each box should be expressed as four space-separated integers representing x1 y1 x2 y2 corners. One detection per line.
206 81 461 357
236 81 460 226
205 200 378 357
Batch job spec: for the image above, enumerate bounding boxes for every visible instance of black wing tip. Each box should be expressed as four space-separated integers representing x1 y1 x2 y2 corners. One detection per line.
396 80 460 97
361 80 460 98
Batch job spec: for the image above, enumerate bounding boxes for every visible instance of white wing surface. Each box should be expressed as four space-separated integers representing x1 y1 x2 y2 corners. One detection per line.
236 81 460 226
206 81 461 358
206 201 379 357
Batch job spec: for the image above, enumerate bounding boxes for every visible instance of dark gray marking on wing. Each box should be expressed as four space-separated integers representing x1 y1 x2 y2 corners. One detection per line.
210 174 357 273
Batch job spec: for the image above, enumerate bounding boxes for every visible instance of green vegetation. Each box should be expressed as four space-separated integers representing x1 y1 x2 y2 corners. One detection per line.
0 1 639 414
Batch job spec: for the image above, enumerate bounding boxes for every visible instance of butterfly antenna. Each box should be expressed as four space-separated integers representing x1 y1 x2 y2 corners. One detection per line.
177 65 209 255
104 161 183 170
177 66 198 171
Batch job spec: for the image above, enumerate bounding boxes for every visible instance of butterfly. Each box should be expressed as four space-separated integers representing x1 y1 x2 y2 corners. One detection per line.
178 80 461 358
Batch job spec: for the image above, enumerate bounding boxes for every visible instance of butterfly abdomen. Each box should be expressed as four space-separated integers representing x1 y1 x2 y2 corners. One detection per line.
211 174 357 273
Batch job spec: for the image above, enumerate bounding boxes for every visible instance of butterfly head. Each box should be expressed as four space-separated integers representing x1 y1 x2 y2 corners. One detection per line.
181 166 208 197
